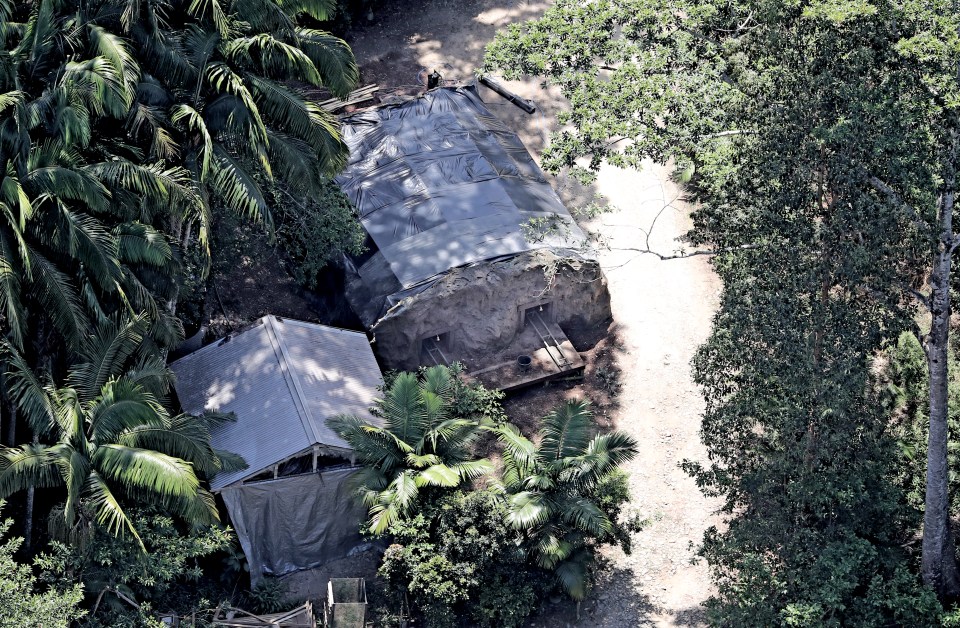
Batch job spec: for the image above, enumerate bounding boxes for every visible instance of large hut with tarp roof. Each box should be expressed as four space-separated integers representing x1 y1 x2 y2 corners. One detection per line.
335 85 610 388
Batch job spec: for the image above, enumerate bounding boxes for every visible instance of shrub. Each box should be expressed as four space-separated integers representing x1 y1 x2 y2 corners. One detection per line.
36 510 233 628
378 490 549 628
0 503 84 628
271 179 365 290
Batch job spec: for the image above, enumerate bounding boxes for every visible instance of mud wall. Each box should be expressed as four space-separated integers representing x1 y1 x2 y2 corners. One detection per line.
370 250 611 371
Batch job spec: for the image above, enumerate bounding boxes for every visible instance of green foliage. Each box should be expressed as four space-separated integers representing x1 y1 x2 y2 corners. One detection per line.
246 578 291 615
272 178 365 289
36 509 233 628
444 362 508 425
0 316 245 544
495 399 639 600
328 365 495 534
0 502 85 628
378 489 549 628
487 0 959 615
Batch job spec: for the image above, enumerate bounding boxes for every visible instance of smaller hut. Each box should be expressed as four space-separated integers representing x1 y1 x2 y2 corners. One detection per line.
169 315 383 585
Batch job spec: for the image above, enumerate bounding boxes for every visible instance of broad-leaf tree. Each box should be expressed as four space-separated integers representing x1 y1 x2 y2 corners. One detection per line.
486 0 960 616
495 399 637 600
328 366 494 534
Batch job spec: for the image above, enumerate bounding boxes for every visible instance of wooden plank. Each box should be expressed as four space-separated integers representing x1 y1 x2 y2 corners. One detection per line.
319 84 379 112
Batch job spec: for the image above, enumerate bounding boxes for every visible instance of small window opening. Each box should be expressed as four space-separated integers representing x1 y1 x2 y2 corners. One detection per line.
522 301 553 327
420 331 452 366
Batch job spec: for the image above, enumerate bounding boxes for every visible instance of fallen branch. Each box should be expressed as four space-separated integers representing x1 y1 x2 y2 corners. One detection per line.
608 243 759 260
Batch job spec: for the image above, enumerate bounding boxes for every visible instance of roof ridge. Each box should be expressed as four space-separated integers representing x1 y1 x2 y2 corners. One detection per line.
263 315 323 445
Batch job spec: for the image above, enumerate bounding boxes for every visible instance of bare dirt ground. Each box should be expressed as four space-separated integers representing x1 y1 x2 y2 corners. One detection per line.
343 1 724 625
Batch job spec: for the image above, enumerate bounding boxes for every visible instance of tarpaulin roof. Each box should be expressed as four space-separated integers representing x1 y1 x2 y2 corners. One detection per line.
336 85 585 323
169 316 382 490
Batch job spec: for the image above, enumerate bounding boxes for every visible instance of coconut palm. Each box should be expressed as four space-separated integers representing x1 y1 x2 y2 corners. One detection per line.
328 366 494 534
495 399 638 600
0 314 245 544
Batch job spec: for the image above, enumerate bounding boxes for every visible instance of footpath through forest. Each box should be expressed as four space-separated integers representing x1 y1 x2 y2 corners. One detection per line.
346 2 722 625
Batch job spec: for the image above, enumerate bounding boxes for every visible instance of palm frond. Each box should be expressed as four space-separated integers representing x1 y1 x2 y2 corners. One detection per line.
26 247 87 346
69 314 150 400
114 222 173 266
506 490 551 530
187 0 231 38
380 372 426 445
125 356 173 399
59 209 123 292
86 378 169 444
210 145 271 227
558 495 611 536
294 28 358 98
327 414 409 469
554 552 590 600
414 463 459 488
204 63 268 144
59 443 91 527
225 34 321 85
540 399 593 462
0 443 64 498
390 470 418 510
24 165 110 213
118 412 246 478
496 423 537 482
82 470 141 543
574 431 639 486
0 228 27 348
232 0 295 34
92 443 201 503
171 104 212 179
449 458 494 482
87 25 140 98
61 56 132 119
279 0 336 21
264 130 320 192
127 103 179 160
366 500 400 536
2 340 56 435
405 452 441 469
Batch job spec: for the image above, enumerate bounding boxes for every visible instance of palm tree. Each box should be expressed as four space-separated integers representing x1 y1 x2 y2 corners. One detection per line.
328 366 494 534
0 2 205 351
0 314 245 545
495 399 638 600
122 0 359 249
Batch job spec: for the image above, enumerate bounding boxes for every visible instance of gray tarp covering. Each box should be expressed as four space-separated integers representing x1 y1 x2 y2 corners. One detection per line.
170 316 383 490
337 85 586 327
221 468 366 585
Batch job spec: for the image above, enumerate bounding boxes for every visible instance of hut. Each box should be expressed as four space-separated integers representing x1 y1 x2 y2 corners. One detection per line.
336 85 610 387
169 315 383 584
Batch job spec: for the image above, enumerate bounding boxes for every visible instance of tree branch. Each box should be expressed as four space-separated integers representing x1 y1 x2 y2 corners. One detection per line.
865 174 927 229
608 243 759 260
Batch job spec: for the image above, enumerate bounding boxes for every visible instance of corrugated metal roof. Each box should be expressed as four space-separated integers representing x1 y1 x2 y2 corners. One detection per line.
336 85 585 297
169 316 382 490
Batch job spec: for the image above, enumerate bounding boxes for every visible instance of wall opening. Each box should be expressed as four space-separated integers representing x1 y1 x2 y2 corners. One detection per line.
521 301 553 328
420 331 453 366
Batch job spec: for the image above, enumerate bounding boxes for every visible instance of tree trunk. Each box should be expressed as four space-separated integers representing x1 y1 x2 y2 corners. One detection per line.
922 152 960 598
23 484 34 552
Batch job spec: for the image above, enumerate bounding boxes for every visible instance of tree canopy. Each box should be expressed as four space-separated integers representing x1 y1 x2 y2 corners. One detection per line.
487 0 960 620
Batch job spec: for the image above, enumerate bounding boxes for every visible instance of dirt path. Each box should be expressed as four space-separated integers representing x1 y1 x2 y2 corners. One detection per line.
345 2 722 625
